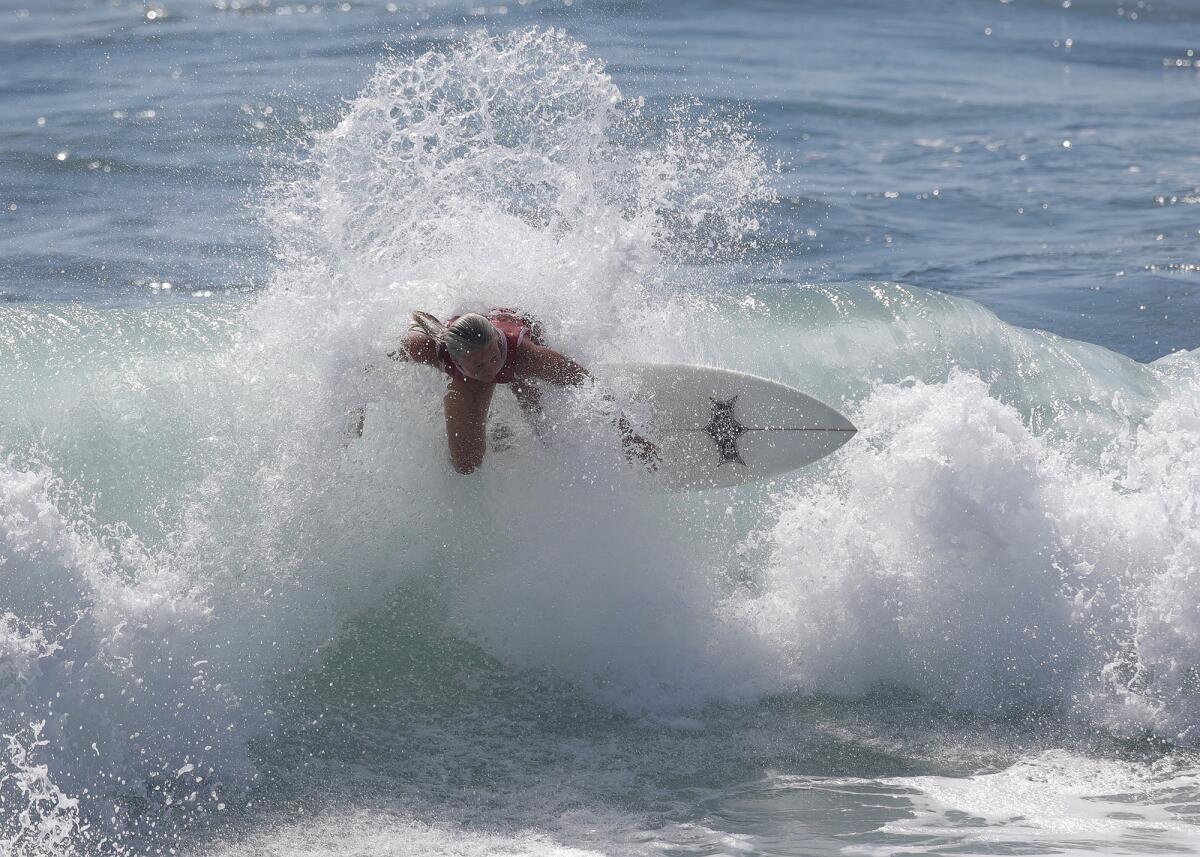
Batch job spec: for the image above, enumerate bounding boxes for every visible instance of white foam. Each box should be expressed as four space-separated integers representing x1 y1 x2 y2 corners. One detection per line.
865 750 1200 855
202 811 611 857
738 367 1200 736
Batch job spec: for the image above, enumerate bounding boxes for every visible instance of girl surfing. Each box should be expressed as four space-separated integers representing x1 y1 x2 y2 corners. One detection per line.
356 308 658 474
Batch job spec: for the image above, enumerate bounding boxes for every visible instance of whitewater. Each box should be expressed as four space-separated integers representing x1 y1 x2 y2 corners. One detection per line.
2 19 1199 857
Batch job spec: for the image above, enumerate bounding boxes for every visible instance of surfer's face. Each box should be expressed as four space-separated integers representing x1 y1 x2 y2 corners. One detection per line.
457 335 503 381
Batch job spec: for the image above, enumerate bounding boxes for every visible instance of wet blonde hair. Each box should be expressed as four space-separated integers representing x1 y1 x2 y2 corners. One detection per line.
410 310 498 358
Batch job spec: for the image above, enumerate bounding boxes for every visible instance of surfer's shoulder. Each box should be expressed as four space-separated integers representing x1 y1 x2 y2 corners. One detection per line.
387 331 439 365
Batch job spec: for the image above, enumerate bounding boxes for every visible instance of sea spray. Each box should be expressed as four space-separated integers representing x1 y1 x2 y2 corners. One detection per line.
258 27 775 386
0 27 781 851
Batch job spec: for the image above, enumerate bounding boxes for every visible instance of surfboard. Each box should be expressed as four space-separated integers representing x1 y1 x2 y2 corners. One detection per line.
598 363 856 491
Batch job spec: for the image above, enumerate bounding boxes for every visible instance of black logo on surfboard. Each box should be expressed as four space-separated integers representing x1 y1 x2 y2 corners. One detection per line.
704 396 748 466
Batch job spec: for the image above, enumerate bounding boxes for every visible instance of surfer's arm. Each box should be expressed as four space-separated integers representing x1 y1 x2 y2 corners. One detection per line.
443 377 494 474
349 334 442 439
386 332 440 366
514 343 659 468
512 341 591 386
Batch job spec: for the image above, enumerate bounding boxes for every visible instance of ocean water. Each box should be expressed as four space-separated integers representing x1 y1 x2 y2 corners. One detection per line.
2 2 1200 856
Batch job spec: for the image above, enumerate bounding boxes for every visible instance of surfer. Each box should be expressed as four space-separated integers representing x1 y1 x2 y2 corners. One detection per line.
355 308 658 474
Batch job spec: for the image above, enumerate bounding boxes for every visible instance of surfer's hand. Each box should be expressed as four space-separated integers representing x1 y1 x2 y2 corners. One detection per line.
617 413 660 471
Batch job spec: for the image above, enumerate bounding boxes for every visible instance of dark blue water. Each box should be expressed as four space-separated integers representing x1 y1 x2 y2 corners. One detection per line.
4 0 1199 358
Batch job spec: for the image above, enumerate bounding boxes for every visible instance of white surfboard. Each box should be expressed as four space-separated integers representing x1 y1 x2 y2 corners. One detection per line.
599 363 856 491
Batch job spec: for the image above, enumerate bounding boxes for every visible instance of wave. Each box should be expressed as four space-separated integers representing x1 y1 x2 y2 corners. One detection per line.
1 26 1198 854
738 365 1200 739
